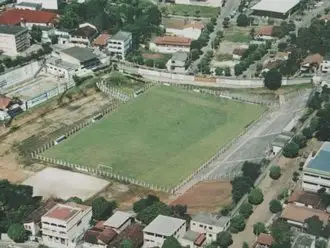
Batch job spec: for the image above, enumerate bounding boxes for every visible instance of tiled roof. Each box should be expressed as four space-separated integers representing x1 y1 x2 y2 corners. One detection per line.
24 199 58 223
154 36 192 47
0 9 57 25
0 96 11 110
163 18 204 30
109 223 143 248
302 53 323 65
98 228 117 244
288 190 324 210
93 33 110 46
257 233 274 246
257 25 274 36
281 204 329 224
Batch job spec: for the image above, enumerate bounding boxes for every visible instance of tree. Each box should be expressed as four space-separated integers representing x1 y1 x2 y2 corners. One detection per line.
283 142 299 158
293 134 307 148
239 203 253 219
269 165 281 180
215 67 224 76
216 231 233 248
133 195 159 213
248 188 264 205
0 63 4 73
162 236 181 248
231 176 253 203
230 215 246 233
7 224 27 243
224 67 231 76
305 216 323 237
236 14 249 27
315 239 327 248
242 161 261 183
137 201 173 224
269 199 282 213
66 197 83 204
302 127 313 139
242 241 249 248
223 17 230 28
271 221 292 247
91 197 114 220
264 69 282 90
120 239 133 248
30 25 42 42
253 222 266 236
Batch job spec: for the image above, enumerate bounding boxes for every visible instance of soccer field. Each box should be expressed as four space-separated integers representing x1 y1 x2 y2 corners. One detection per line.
43 86 265 188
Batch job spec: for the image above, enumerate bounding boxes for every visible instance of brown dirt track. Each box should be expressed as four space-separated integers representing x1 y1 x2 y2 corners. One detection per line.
171 180 232 214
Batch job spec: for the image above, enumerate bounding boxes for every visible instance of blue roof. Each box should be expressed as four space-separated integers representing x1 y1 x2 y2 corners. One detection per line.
307 143 330 172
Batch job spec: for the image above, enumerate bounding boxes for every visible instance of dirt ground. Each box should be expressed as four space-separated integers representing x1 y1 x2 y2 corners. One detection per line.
170 181 232 214
142 53 163 59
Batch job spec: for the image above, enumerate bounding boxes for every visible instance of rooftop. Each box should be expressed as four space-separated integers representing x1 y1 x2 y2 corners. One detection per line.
93 33 111 47
280 204 329 224
71 25 97 39
111 31 131 41
0 95 11 110
251 0 300 14
24 199 59 223
84 227 117 245
44 202 90 221
61 46 97 63
302 53 324 65
0 9 57 25
170 52 188 62
192 213 230 228
0 24 27 35
143 215 185 236
16 2 42 8
154 36 192 47
182 230 206 246
163 18 204 30
257 25 274 36
257 233 274 246
104 211 134 229
288 190 325 210
109 223 143 248
306 142 330 173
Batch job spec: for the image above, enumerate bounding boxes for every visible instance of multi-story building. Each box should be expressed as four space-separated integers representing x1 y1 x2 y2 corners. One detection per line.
190 213 230 243
0 25 30 55
149 36 192 54
302 142 330 193
107 31 132 60
103 211 134 234
41 202 92 248
16 0 58 10
70 23 98 47
143 215 186 248
163 19 204 40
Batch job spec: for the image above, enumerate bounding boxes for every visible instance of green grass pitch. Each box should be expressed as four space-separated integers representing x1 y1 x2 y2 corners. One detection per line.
43 86 266 188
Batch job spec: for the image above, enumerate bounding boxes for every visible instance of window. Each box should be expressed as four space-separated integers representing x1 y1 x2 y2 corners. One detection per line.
304 173 318 178
209 226 213 230
192 223 196 225
199 224 203 228
303 181 317 186
209 234 212 237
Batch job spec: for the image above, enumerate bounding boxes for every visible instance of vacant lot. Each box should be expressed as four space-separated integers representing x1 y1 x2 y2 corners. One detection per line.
171 180 232 214
43 86 265 188
165 4 218 18
224 26 250 43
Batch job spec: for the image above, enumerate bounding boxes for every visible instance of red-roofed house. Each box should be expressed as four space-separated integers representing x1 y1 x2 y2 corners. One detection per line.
93 33 111 49
150 36 192 53
0 9 58 27
41 202 92 247
256 233 274 248
255 25 276 41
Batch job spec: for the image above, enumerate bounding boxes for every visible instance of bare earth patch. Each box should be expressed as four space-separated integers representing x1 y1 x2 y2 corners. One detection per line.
142 53 163 59
171 181 232 214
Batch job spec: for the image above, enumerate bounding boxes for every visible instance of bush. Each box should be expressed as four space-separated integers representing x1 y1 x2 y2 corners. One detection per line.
293 134 307 148
269 165 281 180
264 69 282 90
248 188 264 205
253 222 266 236
277 188 288 200
236 14 249 27
230 215 246 233
283 142 299 158
7 224 27 243
269 199 283 213
239 203 253 219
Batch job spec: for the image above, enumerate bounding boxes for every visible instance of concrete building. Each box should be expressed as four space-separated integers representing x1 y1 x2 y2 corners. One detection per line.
190 213 230 243
16 0 58 10
174 0 223 7
149 36 191 54
70 23 98 47
143 215 186 248
41 202 92 248
287 190 324 210
107 31 132 60
163 19 204 40
251 0 300 18
15 2 42 10
321 53 330 73
303 142 330 193
166 52 188 73
179 230 206 248
103 211 134 234
0 25 30 55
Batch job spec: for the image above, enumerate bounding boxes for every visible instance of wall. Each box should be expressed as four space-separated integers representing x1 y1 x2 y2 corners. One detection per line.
0 33 17 55
149 43 190 54
166 28 201 40
17 0 58 9
190 221 224 242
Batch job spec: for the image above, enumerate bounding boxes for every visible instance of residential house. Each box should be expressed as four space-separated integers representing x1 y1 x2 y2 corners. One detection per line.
108 223 143 248
256 233 274 248
41 202 92 248
0 9 58 28
163 18 204 40
302 142 330 193
166 52 188 73
280 204 329 228
300 53 323 73
190 213 230 243
321 53 330 73
179 230 206 248
143 215 186 248
93 33 111 50
0 25 30 56
103 211 134 234
0 95 12 121
70 23 98 47
149 36 192 54
83 221 118 248
23 199 58 238
107 31 132 60
232 47 247 60
254 25 276 41
15 2 42 10
288 190 325 210
16 0 58 10
320 14 330 23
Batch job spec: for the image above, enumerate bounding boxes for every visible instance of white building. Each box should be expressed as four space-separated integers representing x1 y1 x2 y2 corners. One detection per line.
166 52 188 73
251 0 300 18
302 142 330 193
174 0 223 7
107 31 132 60
0 25 30 55
321 54 330 73
103 211 134 234
41 202 92 248
17 0 58 10
164 19 204 40
190 213 230 243
143 215 186 248
149 36 191 54
15 2 42 10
